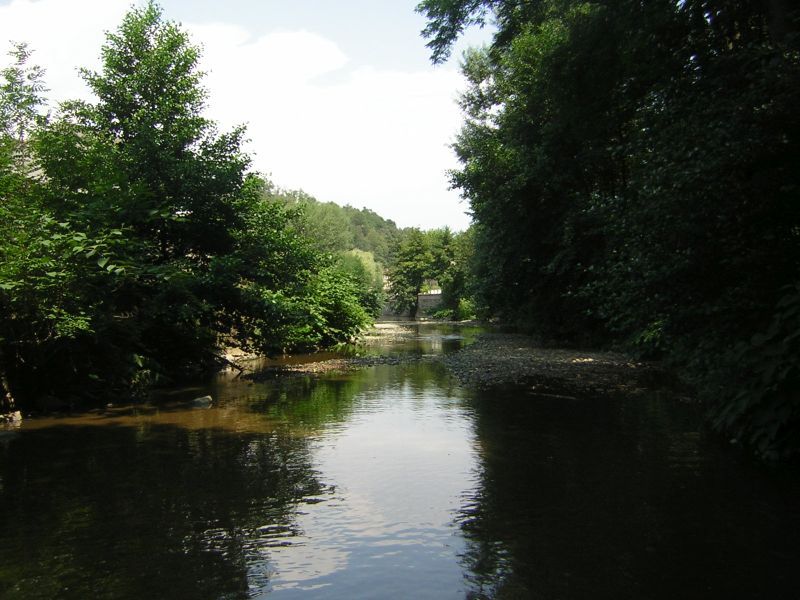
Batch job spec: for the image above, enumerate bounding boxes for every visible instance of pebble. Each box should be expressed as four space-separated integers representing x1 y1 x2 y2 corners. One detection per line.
246 328 673 398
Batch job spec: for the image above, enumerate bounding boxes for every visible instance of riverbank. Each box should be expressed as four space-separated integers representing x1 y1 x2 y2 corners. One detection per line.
441 332 673 398
246 322 675 398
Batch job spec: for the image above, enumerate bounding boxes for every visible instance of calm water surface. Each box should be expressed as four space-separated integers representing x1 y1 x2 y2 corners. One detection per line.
0 323 798 599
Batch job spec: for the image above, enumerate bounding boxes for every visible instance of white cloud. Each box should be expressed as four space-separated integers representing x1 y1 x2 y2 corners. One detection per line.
0 1 472 230
193 23 470 230
0 0 129 102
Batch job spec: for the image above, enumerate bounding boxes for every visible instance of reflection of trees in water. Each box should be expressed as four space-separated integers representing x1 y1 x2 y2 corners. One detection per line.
455 393 675 599
250 376 366 430
455 390 800 600
0 424 326 599
249 362 460 431
0 361 463 599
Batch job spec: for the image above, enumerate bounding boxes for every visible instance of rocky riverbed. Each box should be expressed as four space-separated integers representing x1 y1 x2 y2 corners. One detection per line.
441 332 672 397
246 323 674 398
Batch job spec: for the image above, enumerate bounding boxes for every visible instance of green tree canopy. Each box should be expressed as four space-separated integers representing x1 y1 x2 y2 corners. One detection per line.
419 0 800 458
0 3 377 409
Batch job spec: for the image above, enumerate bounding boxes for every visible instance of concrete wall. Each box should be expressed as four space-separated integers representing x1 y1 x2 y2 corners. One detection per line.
380 292 443 319
417 292 443 315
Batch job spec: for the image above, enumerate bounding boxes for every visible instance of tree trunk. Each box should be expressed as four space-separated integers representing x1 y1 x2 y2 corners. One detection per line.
0 346 16 414
0 368 15 415
410 286 421 320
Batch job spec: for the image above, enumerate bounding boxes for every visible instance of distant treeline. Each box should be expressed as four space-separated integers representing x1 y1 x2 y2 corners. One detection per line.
271 187 403 266
270 185 478 323
417 0 800 459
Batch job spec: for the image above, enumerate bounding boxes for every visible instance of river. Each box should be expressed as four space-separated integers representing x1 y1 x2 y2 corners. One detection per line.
0 323 798 599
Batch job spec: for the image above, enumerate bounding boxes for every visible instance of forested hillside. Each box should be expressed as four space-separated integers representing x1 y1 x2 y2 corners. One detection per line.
417 0 800 458
269 187 403 264
266 189 480 322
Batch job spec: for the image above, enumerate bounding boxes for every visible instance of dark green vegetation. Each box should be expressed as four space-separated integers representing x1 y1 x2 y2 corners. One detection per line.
387 227 476 319
270 190 479 321
247 183 404 328
268 185 405 318
271 190 479 321
274 187 403 265
0 4 381 412
417 0 800 458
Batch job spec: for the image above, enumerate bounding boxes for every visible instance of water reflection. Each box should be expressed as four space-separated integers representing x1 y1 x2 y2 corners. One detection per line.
258 366 477 598
0 360 479 599
353 322 483 358
1 325 799 599
0 422 324 599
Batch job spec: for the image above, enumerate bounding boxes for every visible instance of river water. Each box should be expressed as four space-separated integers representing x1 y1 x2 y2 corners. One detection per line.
0 323 798 599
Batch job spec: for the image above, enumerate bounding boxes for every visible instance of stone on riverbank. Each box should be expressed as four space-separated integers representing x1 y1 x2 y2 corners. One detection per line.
442 333 671 396
244 325 672 398
0 410 22 424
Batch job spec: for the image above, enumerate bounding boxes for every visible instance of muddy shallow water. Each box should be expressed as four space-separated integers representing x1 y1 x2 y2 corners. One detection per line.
0 323 798 599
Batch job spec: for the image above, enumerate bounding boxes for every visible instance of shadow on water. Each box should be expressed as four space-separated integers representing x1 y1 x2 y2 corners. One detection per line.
456 387 800 600
0 422 324 599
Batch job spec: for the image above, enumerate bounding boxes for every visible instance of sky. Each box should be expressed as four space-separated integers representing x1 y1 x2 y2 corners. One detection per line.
0 0 493 230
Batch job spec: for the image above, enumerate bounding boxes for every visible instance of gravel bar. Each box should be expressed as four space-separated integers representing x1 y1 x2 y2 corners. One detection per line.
246 325 671 397
443 332 669 396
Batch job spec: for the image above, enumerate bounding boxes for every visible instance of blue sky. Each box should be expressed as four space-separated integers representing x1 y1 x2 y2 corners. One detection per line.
0 0 493 230
165 0 451 71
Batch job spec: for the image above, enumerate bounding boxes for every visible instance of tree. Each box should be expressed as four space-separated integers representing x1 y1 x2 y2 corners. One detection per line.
222 175 371 355
271 187 403 265
338 249 385 318
79 1 248 259
418 0 800 458
1 45 73 410
388 229 435 318
297 200 355 255
439 228 476 320
0 3 376 408
35 1 251 387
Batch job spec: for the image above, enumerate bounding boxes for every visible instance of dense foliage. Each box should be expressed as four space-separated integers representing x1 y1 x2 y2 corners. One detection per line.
418 0 800 458
274 187 403 265
267 185 402 318
0 3 375 412
387 229 437 318
386 227 476 319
